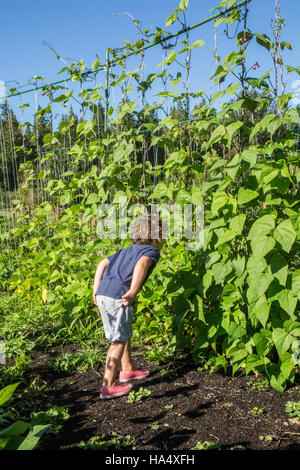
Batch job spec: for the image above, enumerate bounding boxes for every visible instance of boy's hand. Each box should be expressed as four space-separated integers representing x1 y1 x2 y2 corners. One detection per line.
93 295 98 306
122 290 135 307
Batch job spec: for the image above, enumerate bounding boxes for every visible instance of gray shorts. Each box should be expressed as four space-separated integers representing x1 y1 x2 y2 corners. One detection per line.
96 295 133 342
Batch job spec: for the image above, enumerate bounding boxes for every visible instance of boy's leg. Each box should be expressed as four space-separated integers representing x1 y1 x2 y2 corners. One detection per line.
121 338 134 373
119 337 149 383
103 340 126 388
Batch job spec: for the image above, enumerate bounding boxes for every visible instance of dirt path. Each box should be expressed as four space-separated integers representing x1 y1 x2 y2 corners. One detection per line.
28 346 300 451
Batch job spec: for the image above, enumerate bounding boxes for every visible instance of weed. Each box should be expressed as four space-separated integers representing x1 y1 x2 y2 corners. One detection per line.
127 387 152 403
145 342 175 365
227 444 246 450
285 401 300 420
192 441 221 450
259 435 273 441
192 441 245 450
48 347 104 373
246 378 269 391
150 421 160 430
250 407 263 415
30 405 70 435
164 404 174 410
162 440 169 450
79 432 135 450
159 368 177 379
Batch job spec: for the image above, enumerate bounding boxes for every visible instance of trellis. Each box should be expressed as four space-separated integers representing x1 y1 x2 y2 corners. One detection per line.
0 0 256 255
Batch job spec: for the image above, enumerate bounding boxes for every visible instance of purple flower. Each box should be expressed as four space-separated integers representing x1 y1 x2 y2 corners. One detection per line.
252 62 260 70
168 74 174 80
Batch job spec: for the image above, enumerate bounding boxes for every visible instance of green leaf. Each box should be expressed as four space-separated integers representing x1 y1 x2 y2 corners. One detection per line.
231 255 246 277
179 0 189 10
225 83 240 96
252 295 271 328
0 420 30 438
186 39 205 51
157 49 177 67
276 290 298 317
269 371 285 392
273 219 296 253
113 141 134 162
175 188 191 205
272 328 294 358
149 182 168 199
201 270 213 298
0 437 11 450
169 72 182 86
250 236 275 259
211 191 228 215
229 214 246 234
190 185 203 205
208 125 226 146
268 119 282 136
18 424 52 450
212 262 232 284
193 295 206 324
255 33 273 51
247 273 273 306
211 90 225 105
0 382 21 407
285 320 300 336
215 229 237 247
59 191 71 206
270 254 288 286
247 214 276 240
86 193 100 205
237 188 259 205
226 154 241 180
241 149 257 168
249 114 276 141
228 322 246 340
291 270 300 299
225 121 243 147
245 354 264 375
253 332 272 358
247 255 267 276
261 168 280 186
50 269 61 283
280 360 295 381
285 65 300 75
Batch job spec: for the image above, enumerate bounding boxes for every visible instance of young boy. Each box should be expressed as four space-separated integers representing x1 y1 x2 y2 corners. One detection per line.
93 214 163 399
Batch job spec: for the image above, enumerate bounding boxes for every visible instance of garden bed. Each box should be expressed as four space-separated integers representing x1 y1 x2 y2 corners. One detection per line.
25 345 300 451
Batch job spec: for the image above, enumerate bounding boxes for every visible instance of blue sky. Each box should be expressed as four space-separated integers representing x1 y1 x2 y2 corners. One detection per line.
1 0 300 122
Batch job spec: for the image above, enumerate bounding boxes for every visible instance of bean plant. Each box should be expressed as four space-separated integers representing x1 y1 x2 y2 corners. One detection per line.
0 0 299 393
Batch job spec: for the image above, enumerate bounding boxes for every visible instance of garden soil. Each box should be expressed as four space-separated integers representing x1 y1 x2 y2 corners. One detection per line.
26 345 300 451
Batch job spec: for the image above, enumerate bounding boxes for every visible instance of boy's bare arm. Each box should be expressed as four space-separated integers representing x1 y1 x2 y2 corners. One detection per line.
122 256 154 306
93 258 109 305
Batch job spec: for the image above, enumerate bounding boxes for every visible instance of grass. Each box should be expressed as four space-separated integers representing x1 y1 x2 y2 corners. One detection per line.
79 432 135 450
48 347 105 373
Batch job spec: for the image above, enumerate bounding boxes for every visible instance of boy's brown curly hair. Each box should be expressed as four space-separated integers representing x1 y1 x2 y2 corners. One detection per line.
130 212 163 246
